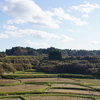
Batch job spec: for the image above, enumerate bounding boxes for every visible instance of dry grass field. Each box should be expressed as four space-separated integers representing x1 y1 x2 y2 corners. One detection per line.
0 79 19 84
90 86 100 89
0 84 48 92
26 96 92 100
51 84 89 89
76 79 100 86
0 98 21 100
45 89 100 96
21 78 77 83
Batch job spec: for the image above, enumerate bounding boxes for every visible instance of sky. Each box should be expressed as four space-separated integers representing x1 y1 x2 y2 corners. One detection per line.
0 0 100 51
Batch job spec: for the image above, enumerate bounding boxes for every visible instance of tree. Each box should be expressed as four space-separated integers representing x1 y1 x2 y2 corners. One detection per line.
49 50 62 60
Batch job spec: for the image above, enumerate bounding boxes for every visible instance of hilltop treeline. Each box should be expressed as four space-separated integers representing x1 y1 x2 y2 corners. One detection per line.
4 46 100 56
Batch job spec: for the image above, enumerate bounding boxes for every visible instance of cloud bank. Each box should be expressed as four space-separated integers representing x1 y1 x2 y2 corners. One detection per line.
0 0 88 28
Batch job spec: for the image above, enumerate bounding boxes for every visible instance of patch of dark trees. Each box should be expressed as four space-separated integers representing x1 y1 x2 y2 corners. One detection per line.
4 46 100 56
38 54 100 75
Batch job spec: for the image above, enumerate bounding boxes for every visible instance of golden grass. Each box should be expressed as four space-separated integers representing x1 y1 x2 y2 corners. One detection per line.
0 99 21 100
0 79 19 84
26 96 92 100
90 86 100 89
0 84 48 92
45 89 100 96
21 78 77 83
77 79 100 86
51 84 89 89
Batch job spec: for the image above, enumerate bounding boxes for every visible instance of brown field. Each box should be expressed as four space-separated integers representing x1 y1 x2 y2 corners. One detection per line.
77 79 100 86
51 84 89 89
0 98 21 100
26 96 92 100
0 84 48 92
0 79 19 84
45 89 100 96
21 78 77 83
90 86 100 89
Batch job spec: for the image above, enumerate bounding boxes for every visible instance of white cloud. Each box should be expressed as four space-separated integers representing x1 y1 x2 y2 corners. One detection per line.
3 25 18 30
71 1 99 13
0 0 88 28
67 29 80 32
76 30 80 32
25 40 49 47
53 8 88 25
91 40 100 45
68 29 73 32
0 33 9 38
5 29 74 42
0 0 59 29
82 14 89 18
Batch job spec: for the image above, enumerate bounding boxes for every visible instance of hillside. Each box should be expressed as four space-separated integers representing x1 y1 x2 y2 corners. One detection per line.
0 46 100 75
0 56 39 74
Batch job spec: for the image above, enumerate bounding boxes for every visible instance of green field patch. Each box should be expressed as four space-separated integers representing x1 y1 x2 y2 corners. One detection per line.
15 71 45 74
2 72 99 79
2 74 58 79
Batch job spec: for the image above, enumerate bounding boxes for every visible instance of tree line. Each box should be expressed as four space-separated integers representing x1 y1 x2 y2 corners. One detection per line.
4 46 100 56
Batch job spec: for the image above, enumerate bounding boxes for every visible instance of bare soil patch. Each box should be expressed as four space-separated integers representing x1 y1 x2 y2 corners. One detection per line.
26 96 92 100
0 84 48 92
45 89 100 96
52 84 89 89
21 78 76 83
0 79 19 84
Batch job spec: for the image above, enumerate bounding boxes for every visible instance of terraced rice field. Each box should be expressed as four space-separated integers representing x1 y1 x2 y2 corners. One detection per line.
21 78 77 83
0 79 19 84
91 86 100 89
0 99 21 100
51 84 89 89
1 73 100 99
0 84 48 92
26 96 92 100
76 79 100 86
45 89 100 96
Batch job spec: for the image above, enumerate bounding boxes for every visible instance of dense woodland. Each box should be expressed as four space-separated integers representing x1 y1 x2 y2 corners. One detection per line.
4 46 100 56
1 46 100 75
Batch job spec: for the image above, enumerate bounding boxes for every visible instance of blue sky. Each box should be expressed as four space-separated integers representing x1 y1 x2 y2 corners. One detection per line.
0 0 100 51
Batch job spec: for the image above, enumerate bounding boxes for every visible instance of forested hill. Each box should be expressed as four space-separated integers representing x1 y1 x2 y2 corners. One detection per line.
3 46 100 56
